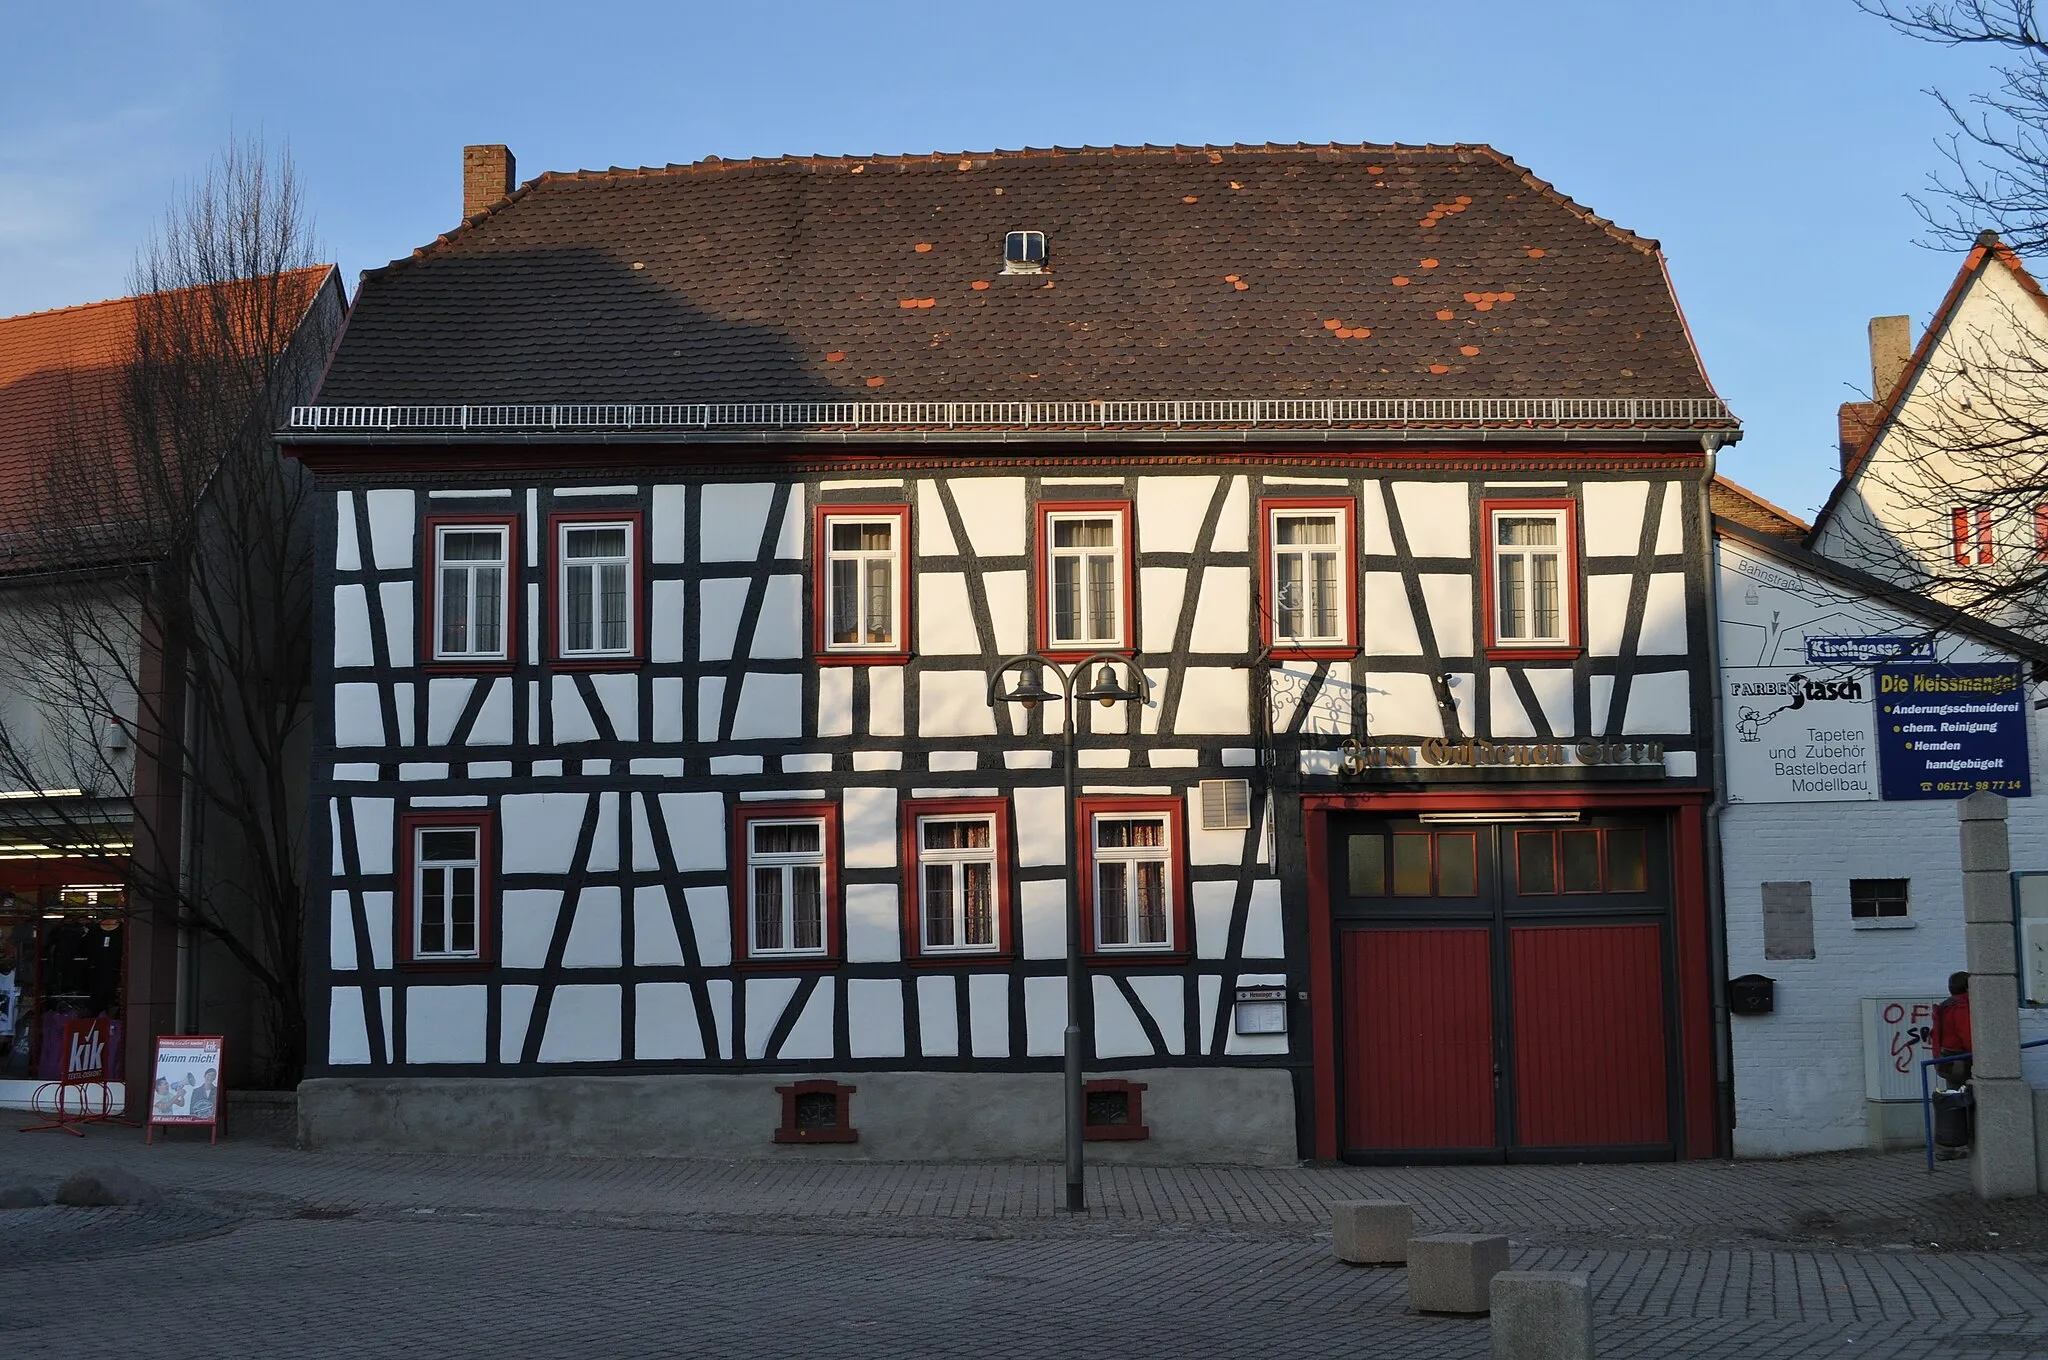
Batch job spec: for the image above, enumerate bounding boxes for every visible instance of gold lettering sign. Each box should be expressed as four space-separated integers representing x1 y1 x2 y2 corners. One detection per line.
1336 736 1664 779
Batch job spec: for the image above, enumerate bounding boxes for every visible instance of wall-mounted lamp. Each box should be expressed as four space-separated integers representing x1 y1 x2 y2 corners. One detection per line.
101 720 129 753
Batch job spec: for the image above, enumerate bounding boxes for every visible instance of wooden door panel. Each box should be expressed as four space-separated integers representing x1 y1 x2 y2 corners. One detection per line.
1508 923 1668 1147
1342 926 1495 1151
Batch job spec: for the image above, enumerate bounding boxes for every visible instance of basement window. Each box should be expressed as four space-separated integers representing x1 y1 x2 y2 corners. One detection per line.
1003 230 1046 274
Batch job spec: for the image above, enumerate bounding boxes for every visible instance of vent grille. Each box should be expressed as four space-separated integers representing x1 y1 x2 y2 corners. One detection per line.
1200 779 1252 831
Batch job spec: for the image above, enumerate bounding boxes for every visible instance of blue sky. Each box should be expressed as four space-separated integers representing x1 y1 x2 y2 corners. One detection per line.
0 1 2009 519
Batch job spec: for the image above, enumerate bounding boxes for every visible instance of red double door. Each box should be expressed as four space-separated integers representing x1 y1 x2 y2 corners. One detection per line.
1334 815 1677 1161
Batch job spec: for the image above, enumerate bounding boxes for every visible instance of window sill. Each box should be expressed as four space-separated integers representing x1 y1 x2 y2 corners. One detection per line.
1268 645 1360 662
396 958 493 972
1042 647 1137 664
1085 950 1189 967
550 657 644 673
1483 645 1583 663
1851 917 1917 931
732 955 842 972
817 650 912 667
423 660 516 676
908 950 1015 967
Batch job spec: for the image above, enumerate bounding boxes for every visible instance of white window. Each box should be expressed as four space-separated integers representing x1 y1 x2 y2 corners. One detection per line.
825 517 898 650
918 816 998 953
1491 509 1569 646
414 827 481 961
559 522 634 657
1270 510 1344 644
749 820 827 956
1093 815 1172 950
1048 512 1124 648
434 525 509 660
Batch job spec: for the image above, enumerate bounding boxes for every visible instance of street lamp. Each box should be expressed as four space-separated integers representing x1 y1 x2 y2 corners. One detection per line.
987 651 1145 1213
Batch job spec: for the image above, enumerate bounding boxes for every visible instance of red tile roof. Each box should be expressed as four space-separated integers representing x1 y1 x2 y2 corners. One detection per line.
1710 475 1809 540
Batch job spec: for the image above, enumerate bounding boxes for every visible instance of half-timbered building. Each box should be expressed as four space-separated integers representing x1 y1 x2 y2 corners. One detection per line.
286 143 1738 1163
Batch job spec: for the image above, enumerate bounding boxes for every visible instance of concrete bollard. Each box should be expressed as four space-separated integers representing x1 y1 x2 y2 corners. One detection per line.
1408 1232 1510 1315
1490 1270 1593 1360
1958 793 2040 1199
1332 1199 1413 1265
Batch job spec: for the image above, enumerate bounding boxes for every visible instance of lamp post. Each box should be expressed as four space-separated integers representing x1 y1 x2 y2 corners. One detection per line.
987 651 1145 1213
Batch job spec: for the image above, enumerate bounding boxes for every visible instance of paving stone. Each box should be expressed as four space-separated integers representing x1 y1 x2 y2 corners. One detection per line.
53 1166 160 1207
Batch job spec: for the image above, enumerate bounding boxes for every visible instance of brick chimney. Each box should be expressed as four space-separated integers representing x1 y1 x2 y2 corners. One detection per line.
462 144 516 221
1868 314 1913 404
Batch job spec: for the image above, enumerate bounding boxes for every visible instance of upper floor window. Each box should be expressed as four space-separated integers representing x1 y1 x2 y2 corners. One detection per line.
1077 795 1186 957
1038 502 1133 654
431 522 512 662
400 812 493 966
1262 498 1356 654
554 516 639 660
1953 506 1995 566
748 818 828 957
815 505 910 661
1483 500 1578 654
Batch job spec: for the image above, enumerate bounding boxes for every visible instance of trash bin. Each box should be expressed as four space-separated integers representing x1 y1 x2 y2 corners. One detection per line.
1933 1086 1975 1148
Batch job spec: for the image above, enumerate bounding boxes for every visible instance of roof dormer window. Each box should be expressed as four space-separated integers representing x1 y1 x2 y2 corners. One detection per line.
1003 230 1046 274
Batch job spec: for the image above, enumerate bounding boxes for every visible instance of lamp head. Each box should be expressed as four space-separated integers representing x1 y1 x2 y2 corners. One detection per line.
1079 662 1139 708
1002 665 1052 710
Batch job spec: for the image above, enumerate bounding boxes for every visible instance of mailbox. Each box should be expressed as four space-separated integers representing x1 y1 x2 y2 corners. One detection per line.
1729 974 1776 1017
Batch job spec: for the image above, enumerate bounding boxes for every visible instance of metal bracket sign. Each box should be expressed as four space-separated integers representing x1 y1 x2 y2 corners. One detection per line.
1875 662 2031 800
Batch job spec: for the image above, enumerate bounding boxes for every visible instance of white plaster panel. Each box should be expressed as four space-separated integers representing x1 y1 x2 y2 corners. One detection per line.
1092 974 1153 1058
705 979 734 1059
651 677 685 744
1364 672 1445 739
969 974 1011 1058
392 682 415 747
501 890 564 969
700 484 775 562
1419 574 1473 656
539 984 622 1063
928 750 979 771
1362 573 1422 655
686 885 732 967
712 756 763 775
744 977 802 1059
784 753 832 773
1078 749 1129 769
352 798 395 876
1137 476 1217 554
919 573 979 654
984 570 1028 654
774 487 805 560
1665 749 1698 779
1014 786 1066 866
847 978 905 1059
1024 975 1067 1056
917 480 958 555
328 989 370 1065
844 882 902 963
1005 750 1055 770
636 982 704 1060
425 678 474 747
1624 670 1691 735
755 575 804 658
1150 749 1200 767
1591 674 1616 734
631 794 656 870
334 684 384 748
733 672 804 740
499 984 537 1063
334 491 361 571
1359 480 1395 555
1140 566 1187 653
365 489 415 570
592 672 639 741
868 666 905 738
502 793 587 874
329 890 357 971
405 986 488 1064
1637 572 1689 654
634 885 686 965
1211 475 1250 552
1188 791 1247 866
917 669 994 737
843 787 899 869
659 793 725 871
949 477 1026 557
1527 667 1576 737
651 484 686 563
1174 667 1249 735
778 978 836 1059
1490 668 1535 738
550 676 598 744
1586 575 1632 657
1193 880 1235 959
562 886 622 967
697 578 748 662
1198 974 1222 1055
652 579 686 662
1189 565 1250 654
1654 483 1685 555
917 975 960 1057
1393 482 1470 557
333 586 374 668
697 677 724 743
1128 975 1186 1056
817 667 853 738
1241 879 1285 957
333 764 378 782
1583 481 1649 557
1020 878 1067 959
363 892 394 970
467 762 512 779
378 581 413 669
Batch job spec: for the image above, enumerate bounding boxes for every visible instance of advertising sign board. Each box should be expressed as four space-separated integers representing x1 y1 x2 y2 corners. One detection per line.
147 1034 225 1144
1875 663 2031 800
1723 667 1879 803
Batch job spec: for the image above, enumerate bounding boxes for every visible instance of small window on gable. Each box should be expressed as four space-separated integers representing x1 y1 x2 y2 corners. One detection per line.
1483 499 1579 654
1003 230 1046 274
1953 506 1995 566
431 522 512 663
1262 498 1356 655
815 505 909 661
551 514 642 663
1038 502 1133 655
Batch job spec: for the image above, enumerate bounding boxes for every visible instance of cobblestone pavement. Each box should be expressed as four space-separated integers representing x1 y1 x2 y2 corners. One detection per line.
3 1127 2047 1357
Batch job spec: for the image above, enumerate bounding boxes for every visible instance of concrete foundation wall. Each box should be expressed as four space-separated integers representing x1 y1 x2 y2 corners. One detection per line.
299 1066 1299 1165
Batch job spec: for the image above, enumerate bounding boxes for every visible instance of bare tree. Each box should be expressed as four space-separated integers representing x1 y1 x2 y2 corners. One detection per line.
0 137 337 1085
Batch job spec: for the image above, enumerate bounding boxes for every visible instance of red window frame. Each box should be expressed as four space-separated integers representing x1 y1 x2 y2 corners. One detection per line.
422 514 519 674
1952 505 1995 566
1074 794 1189 962
546 509 646 669
730 800 843 969
813 502 912 665
1480 497 1582 660
2035 505 2048 560
900 796 1014 962
1035 499 1137 660
396 809 495 970
1258 495 1359 659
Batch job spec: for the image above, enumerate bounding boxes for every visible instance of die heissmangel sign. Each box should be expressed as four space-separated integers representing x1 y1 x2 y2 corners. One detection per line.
1336 736 1665 778
1875 662 2031 800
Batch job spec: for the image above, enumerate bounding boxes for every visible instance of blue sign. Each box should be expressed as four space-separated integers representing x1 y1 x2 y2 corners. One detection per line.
1806 635 1937 665
1875 663 2031 800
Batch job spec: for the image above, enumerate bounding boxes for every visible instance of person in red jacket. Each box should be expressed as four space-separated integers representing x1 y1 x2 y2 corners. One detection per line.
1933 971 1974 1087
